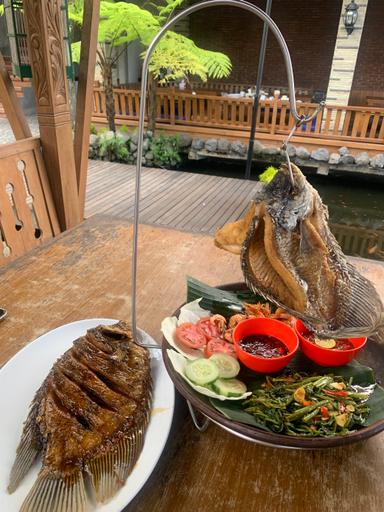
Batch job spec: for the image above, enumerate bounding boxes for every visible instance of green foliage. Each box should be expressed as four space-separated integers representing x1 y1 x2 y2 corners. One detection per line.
152 133 181 168
149 32 231 83
119 125 129 134
90 123 98 135
156 0 185 20
259 166 278 184
88 130 183 169
98 134 129 162
0 5 4 16
68 1 232 82
69 1 160 56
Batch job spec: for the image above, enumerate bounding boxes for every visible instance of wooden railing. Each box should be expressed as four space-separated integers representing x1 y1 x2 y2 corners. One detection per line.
92 87 384 144
120 80 313 99
330 223 384 260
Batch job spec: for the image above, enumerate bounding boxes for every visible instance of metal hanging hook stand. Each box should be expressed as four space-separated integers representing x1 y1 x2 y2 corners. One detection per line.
131 0 325 347
281 101 325 187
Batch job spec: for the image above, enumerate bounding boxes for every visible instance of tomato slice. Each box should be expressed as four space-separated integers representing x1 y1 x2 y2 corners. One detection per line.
175 322 206 349
197 317 222 340
205 338 237 358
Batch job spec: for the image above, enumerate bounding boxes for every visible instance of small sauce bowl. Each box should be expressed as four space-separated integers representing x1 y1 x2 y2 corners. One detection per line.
294 319 367 367
233 317 299 373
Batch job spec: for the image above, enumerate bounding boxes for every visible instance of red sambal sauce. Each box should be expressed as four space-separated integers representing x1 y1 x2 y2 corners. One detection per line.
333 339 354 350
239 335 289 358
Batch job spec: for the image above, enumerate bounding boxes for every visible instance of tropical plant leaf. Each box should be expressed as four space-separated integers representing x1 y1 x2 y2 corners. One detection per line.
157 0 185 18
148 32 231 82
186 276 266 318
69 1 160 52
69 1 231 80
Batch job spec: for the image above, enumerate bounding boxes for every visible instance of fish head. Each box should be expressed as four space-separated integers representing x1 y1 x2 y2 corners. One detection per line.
265 163 314 230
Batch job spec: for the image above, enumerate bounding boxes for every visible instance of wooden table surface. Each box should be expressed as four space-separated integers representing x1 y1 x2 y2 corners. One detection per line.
1 214 384 512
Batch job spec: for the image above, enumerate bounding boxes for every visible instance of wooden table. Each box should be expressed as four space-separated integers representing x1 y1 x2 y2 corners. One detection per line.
1 214 384 512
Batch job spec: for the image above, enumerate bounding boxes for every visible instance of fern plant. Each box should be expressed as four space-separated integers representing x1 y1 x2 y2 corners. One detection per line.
69 1 232 132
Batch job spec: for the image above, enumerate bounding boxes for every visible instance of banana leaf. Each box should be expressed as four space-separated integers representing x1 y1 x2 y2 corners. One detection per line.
186 276 267 317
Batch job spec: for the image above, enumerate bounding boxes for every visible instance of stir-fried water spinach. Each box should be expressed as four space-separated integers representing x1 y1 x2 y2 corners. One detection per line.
243 373 373 437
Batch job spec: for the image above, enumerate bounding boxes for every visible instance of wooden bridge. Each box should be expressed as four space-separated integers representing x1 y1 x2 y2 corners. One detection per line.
92 87 384 155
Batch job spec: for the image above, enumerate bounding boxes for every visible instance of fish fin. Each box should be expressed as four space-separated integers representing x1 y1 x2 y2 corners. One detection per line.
299 218 328 253
20 470 87 512
299 219 312 253
214 202 256 255
87 422 147 504
263 214 307 312
8 412 41 493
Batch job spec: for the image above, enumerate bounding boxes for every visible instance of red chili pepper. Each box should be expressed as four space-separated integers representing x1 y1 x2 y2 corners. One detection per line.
324 390 348 398
320 406 329 416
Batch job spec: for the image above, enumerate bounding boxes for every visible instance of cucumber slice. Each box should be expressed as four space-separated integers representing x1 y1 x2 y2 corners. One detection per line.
212 378 247 397
185 358 219 386
209 353 240 378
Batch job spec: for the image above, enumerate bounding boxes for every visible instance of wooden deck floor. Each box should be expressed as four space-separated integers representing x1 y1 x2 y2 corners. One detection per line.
85 160 258 234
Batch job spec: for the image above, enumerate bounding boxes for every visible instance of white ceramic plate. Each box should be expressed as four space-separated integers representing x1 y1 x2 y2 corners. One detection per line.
0 318 175 511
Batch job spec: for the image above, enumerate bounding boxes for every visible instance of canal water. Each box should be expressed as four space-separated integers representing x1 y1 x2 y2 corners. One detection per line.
182 159 384 261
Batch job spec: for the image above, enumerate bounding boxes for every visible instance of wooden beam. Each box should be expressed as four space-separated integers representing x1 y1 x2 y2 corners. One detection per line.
23 0 81 231
74 0 100 216
0 51 32 140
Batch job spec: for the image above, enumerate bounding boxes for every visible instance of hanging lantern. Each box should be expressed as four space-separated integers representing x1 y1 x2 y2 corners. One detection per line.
4 0 74 80
343 1 359 35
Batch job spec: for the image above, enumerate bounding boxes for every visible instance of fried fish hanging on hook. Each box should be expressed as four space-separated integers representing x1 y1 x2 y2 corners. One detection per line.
8 322 152 512
215 163 384 339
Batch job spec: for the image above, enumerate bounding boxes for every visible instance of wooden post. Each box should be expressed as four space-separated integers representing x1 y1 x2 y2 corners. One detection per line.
0 51 32 140
74 0 100 216
23 0 80 231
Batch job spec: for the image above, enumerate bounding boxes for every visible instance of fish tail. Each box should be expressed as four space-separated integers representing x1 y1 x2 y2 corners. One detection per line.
20 470 88 512
87 422 147 503
8 417 41 493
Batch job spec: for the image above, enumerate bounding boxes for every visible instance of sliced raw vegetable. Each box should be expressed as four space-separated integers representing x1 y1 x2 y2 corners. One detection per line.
197 316 223 340
205 338 237 358
185 358 219 386
176 322 206 349
315 338 336 349
213 378 248 397
209 353 240 378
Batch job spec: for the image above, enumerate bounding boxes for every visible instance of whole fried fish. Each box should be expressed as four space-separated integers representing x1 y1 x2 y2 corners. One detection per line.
215 163 384 339
8 322 152 512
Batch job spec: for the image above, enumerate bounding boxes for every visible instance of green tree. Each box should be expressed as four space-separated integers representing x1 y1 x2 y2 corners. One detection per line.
69 0 231 132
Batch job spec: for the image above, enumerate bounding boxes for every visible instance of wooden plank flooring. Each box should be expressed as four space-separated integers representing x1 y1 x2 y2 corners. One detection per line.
85 160 258 234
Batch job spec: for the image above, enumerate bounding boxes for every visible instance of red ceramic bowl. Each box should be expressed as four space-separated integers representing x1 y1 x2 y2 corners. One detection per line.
232 317 299 373
294 319 367 367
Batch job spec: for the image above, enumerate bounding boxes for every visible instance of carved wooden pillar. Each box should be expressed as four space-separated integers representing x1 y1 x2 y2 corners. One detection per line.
23 0 80 230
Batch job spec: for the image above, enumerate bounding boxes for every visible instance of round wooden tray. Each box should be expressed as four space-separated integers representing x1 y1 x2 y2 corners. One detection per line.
161 282 384 450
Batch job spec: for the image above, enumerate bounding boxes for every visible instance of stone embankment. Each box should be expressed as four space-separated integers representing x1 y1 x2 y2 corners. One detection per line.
188 138 384 176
